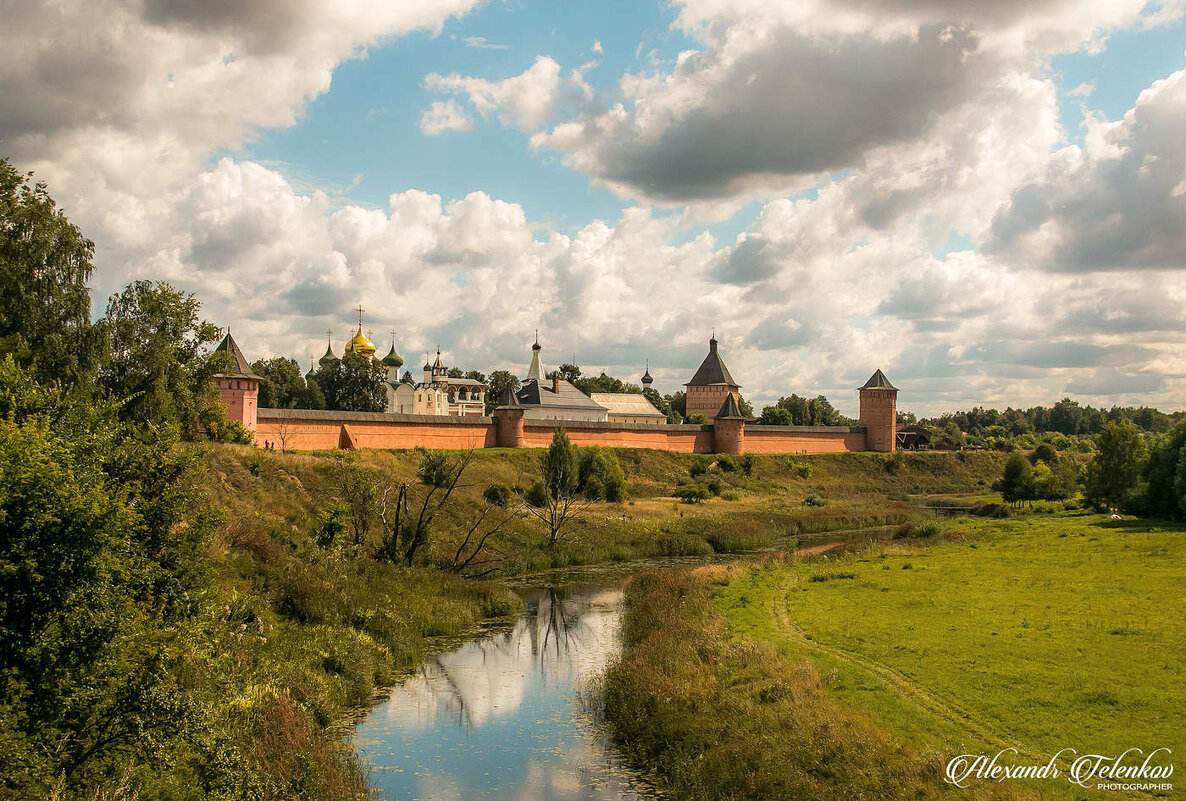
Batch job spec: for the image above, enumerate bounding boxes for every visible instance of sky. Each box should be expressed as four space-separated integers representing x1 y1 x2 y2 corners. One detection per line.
3 0 1186 418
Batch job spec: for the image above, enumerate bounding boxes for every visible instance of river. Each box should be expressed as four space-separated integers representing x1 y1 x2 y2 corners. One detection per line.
353 526 897 800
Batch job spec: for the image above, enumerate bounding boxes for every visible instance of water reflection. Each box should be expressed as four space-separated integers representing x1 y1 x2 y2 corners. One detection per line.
355 584 650 801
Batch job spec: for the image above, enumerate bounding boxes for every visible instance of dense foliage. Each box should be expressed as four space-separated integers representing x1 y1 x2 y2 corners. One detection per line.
312 350 387 412
758 394 853 426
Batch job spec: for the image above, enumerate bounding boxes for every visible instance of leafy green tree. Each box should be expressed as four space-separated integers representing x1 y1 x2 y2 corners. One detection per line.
99 280 229 438
758 407 794 425
252 356 307 408
314 350 387 412
1142 420 1186 519
578 447 628 502
0 360 204 793
0 159 106 393
764 394 852 426
687 413 709 425
1084 422 1148 512
485 370 520 413
374 450 468 564
523 430 588 546
464 369 487 384
995 452 1035 504
667 390 687 419
1030 443 1058 465
447 367 464 378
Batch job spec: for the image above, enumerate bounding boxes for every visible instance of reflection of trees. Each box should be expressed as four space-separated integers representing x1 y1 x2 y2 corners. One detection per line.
379 586 622 729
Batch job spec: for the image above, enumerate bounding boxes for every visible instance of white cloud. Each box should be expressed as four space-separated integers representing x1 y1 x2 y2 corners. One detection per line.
425 56 565 130
420 99 476 135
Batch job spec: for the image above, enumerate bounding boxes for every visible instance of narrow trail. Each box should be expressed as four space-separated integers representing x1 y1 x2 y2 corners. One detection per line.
764 579 1027 756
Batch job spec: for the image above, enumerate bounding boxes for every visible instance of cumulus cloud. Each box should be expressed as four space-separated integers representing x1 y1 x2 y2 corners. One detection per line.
425 56 566 130
987 68 1186 271
419 99 476 135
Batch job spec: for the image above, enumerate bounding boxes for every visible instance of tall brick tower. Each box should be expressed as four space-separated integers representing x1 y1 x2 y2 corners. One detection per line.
685 335 741 420
858 369 897 452
212 331 260 433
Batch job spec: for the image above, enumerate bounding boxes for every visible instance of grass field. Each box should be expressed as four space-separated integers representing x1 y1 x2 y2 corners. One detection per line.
715 513 1186 768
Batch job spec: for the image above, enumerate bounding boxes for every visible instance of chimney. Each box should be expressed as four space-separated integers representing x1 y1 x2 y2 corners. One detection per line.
552 375 560 394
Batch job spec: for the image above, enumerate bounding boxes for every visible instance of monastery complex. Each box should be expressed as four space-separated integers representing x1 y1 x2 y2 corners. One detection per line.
213 323 899 455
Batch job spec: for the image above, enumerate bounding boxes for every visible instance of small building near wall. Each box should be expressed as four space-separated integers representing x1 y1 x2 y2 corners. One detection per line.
411 349 486 417
514 336 609 422
590 392 666 424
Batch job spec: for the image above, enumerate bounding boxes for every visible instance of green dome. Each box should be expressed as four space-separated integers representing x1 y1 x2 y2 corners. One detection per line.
381 343 404 369
318 344 338 368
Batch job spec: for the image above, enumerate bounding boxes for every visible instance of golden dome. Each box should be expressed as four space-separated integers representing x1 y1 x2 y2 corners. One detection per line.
347 325 376 356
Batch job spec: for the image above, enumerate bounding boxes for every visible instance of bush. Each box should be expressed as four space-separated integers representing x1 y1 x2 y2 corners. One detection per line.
722 491 741 501
740 453 756 476
483 482 511 507
690 456 710 477
789 460 812 479
316 502 349 548
674 484 711 503
706 477 723 496
892 520 943 539
803 492 828 507
716 455 737 473
971 502 1010 518
578 447 627 502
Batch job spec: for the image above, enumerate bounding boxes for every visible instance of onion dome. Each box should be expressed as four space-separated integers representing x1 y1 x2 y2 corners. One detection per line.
347 325 377 357
641 360 653 386
381 332 404 369
305 356 316 381
318 331 338 368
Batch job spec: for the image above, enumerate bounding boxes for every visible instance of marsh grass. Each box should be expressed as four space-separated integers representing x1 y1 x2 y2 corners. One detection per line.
598 569 1030 800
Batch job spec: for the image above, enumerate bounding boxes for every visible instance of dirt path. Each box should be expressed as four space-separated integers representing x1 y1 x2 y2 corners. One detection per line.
794 542 844 558
765 580 1026 755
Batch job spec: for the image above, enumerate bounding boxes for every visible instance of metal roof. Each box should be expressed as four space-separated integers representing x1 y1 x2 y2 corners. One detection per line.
213 332 260 379
860 369 898 391
686 337 739 387
589 392 665 418
516 378 608 411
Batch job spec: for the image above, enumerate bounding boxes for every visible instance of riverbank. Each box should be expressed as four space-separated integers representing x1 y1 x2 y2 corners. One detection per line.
599 511 1185 800
181 444 1006 798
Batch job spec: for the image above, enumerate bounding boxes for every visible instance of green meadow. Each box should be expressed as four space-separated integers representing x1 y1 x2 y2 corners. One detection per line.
716 514 1185 765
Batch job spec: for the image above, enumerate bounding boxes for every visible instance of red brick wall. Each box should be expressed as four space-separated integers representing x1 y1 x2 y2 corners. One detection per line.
522 422 715 453
744 426 866 453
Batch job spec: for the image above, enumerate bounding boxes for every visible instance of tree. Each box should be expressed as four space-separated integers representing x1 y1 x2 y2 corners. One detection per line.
0 359 202 793
667 390 687 419
375 449 469 565
485 370 521 413
578 447 628 502
464 369 487 384
1030 443 1058 466
252 357 307 408
1084 422 1147 512
523 430 590 547
0 159 106 393
98 280 228 438
995 452 1035 504
763 394 853 426
447 367 463 378
737 395 754 417
759 407 794 426
1144 420 1186 519
314 350 387 412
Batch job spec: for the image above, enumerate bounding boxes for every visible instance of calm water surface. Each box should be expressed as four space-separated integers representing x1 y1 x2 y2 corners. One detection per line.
354 582 653 801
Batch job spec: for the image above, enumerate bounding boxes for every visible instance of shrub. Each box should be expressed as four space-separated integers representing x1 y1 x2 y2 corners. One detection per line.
690 456 709 477
722 491 741 501
740 453 756 476
972 502 1010 519
578 447 627 502
483 483 511 507
316 502 348 548
803 492 828 507
716 455 737 473
674 484 711 503
706 477 723 496
892 520 943 540
789 460 812 479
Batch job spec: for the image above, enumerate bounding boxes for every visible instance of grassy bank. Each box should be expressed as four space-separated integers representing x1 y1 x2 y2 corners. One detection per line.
164 444 1005 798
601 511 1185 800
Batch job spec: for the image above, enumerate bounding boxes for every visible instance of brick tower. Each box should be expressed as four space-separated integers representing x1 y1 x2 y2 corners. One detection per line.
858 369 897 452
685 335 740 420
712 393 749 455
493 386 525 448
212 331 260 432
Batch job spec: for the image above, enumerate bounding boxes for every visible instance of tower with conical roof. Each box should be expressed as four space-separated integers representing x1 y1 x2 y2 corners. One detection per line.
526 332 544 381
684 334 741 420
212 330 260 432
859 369 898 452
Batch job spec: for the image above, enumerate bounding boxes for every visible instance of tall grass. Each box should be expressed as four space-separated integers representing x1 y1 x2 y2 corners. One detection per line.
598 569 1024 800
